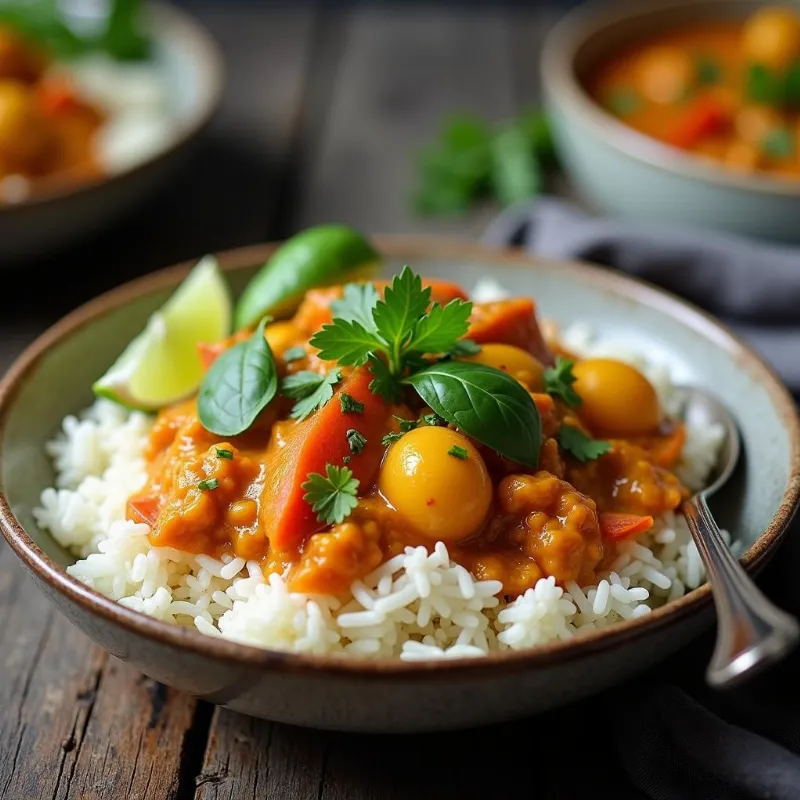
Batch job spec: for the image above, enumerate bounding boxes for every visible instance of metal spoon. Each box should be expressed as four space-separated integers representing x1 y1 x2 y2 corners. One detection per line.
676 386 799 688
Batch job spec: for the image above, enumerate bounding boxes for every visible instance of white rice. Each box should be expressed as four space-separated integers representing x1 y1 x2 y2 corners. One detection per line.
33 321 728 660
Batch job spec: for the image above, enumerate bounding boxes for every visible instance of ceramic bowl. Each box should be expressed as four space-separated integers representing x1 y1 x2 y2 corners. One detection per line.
1 239 798 733
0 2 223 262
541 0 800 242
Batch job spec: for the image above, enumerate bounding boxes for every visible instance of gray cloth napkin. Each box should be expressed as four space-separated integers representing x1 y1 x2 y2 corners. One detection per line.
482 198 800 392
483 198 800 800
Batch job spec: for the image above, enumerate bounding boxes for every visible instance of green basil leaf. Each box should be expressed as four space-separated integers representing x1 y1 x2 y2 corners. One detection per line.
404 361 541 467
198 318 278 436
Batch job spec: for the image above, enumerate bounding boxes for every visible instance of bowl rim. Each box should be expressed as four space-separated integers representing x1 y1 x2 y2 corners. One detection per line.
1 236 799 679
0 0 224 215
541 0 800 197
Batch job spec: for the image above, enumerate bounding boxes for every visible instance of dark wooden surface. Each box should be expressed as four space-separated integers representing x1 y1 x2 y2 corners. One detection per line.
0 5 797 799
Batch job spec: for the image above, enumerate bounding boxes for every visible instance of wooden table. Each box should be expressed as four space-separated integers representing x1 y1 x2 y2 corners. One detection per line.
1 5 797 798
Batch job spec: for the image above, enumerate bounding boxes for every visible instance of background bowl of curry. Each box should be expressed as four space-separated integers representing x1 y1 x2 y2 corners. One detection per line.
0 238 798 733
542 0 800 242
0 2 223 262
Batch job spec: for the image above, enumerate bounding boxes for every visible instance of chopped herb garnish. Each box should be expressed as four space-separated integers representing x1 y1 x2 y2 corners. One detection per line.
342 456 351 464
302 464 360 525
558 425 611 463
422 413 445 427
762 127 795 159
695 53 722 86
346 428 367 454
605 88 640 117
216 448 233 460
198 478 219 491
448 445 469 460
340 393 365 414
543 357 582 408
283 346 306 363
281 369 343 421
382 432 404 447
393 415 417 432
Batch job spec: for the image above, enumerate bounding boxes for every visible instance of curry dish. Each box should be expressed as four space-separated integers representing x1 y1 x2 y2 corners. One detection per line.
591 5 800 178
125 279 688 600
0 25 105 199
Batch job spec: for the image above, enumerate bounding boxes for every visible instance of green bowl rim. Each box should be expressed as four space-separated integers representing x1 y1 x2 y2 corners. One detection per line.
1 236 798 679
541 0 800 197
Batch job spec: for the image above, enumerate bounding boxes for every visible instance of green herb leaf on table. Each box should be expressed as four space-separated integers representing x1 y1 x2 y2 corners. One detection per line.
283 369 343 421
558 425 611 464
543 357 582 408
302 465 360 525
404 361 541 468
340 392 365 414
490 124 543 207
330 283 380 330
407 298 473 354
346 429 367 455
198 318 278 437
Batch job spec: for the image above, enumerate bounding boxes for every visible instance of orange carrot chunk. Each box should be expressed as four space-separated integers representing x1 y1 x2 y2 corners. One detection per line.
668 95 729 150
467 298 553 365
599 512 655 542
260 366 391 553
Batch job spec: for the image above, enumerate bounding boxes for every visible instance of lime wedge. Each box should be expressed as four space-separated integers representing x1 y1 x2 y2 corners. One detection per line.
93 255 232 410
235 225 380 329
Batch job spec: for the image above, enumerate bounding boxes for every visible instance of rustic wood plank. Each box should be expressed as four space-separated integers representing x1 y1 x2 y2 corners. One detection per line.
195 710 328 800
295 6 518 238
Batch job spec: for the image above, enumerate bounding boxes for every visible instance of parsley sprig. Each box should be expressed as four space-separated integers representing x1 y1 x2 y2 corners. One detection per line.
544 357 582 408
302 465 360 525
281 369 342 421
311 267 473 388
558 425 612 463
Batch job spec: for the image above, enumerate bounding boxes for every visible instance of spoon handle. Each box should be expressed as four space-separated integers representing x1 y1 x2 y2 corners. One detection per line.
683 494 799 688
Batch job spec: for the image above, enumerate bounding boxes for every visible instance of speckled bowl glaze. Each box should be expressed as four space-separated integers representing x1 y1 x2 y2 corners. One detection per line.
542 0 800 242
1 239 798 733
0 2 223 262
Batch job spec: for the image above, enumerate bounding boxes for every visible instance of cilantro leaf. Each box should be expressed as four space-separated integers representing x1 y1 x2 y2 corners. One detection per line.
286 369 342 421
543 357 582 408
367 353 402 402
422 413 445 426
281 370 327 399
393 415 417 432
558 425 611 463
382 432 404 447
372 267 431 357
407 298 473 354
302 464 360 525
309 319 382 366
346 428 367 454
330 283 380 330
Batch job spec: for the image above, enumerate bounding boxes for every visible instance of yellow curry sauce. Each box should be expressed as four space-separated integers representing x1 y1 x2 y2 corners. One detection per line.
590 6 800 178
127 281 689 599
